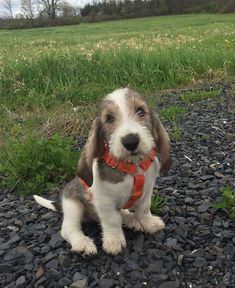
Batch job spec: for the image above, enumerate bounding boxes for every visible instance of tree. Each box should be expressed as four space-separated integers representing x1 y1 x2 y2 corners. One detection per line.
58 1 77 17
3 0 14 18
21 0 35 23
38 0 61 19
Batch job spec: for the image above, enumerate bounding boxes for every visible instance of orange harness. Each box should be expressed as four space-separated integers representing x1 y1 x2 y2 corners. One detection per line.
79 148 156 209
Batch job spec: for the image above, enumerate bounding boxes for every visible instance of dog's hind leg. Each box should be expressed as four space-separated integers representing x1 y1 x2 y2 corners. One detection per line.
61 197 97 255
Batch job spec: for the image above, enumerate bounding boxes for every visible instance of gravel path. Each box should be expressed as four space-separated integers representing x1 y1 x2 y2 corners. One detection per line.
0 82 234 288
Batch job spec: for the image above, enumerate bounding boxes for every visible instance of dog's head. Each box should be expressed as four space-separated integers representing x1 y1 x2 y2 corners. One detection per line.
78 88 171 185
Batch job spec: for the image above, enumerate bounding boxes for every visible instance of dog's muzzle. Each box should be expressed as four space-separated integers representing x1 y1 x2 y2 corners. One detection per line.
121 133 140 152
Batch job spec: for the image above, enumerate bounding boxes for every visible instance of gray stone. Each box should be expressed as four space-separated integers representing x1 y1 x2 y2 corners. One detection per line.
8 234 20 244
200 175 214 181
98 279 115 288
165 237 177 248
49 231 63 248
45 259 58 269
58 277 72 287
16 275 26 286
48 269 61 281
16 245 34 261
73 272 87 282
0 242 11 253
70 279 88 288
0 263 13 272
154 230 165 242
24 263 34 271
147 261 163 274
4 248 18 261
151 274 168 284
133 234 144 252
126 260 139 271
130 270 142 280
73 272 84 281
213 217 223 227
193 257 207 268
159 281 178 288
214 171 225 178
58 255 72 267
184 197 194 204
41 244 51 254
197 201 211 213
221 230 233 238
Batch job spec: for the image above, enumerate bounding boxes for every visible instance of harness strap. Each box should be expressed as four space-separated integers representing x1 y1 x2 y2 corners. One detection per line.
103 149 137 174
124 175 145 209
79 178 93 201
79 147 156 209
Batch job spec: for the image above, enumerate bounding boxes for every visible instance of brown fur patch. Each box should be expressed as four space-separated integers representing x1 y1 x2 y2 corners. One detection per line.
125 89 152 126
100 100 121 142
77 117 105 186
63 177 98 221
150 111 172 173
97 158 125 183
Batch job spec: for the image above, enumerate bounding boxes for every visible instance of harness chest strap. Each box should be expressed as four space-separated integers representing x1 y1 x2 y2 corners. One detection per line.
124 174 145 209
79 148 156 209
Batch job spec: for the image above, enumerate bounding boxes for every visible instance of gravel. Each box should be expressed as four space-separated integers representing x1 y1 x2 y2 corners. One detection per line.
0 82 234 287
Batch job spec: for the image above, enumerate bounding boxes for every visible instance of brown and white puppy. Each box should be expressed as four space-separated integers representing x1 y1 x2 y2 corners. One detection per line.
34 88 171 255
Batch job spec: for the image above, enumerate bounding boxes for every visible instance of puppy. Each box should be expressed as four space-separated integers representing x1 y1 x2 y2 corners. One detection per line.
34 88 171 255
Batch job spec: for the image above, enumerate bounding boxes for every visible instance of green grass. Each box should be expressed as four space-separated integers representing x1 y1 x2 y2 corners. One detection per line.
1 14 235 111
160 105 187 141
0 14 235 194
151 194 166 214
0 134 79 195
160 105 188 122
214 185 235 219
181 90 220 102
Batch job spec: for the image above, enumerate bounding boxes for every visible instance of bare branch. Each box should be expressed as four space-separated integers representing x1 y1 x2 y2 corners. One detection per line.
37 0 62 19
3 0 14 19
21 0 36 21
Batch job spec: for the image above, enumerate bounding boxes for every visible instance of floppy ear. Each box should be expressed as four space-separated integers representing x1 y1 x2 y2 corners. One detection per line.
77 117 104 186
150 111 172 174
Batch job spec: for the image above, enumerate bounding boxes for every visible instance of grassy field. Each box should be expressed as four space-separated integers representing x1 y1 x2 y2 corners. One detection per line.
0 14 235 194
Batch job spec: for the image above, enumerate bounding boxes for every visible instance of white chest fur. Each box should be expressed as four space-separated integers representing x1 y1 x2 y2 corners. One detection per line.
91 157 160 210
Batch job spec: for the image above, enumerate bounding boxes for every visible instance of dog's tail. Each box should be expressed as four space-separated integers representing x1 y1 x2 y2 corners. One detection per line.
33 195 60 212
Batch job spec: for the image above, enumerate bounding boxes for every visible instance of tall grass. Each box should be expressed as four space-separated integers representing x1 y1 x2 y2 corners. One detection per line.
1 45 234 110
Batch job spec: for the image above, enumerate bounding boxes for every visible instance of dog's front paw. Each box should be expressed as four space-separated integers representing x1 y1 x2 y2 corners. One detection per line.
102 232 126 255
139 215 165 234
121 209 144 232
71 236 97 255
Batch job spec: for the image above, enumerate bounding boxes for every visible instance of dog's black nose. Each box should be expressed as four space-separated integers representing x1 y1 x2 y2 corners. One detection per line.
122 133 140 151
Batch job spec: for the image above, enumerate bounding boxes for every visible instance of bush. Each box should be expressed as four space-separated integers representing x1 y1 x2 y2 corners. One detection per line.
0 134 79 195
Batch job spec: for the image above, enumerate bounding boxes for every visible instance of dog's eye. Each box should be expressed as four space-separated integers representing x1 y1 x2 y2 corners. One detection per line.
136 107 145 117
106 114 115 123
